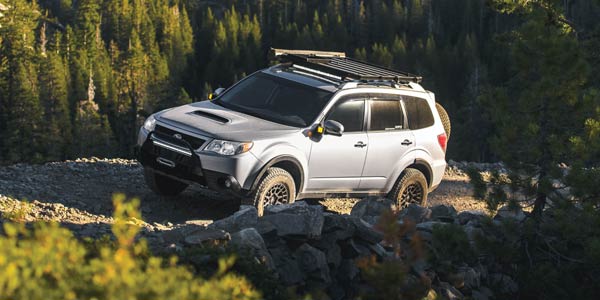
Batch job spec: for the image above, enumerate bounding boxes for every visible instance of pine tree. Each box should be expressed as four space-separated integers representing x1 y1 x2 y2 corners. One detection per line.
39 52 71 160
478 11 588 216
0 0 45 162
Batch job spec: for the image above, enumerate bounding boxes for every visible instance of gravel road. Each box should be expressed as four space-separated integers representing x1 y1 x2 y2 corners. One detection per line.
0 158 491 239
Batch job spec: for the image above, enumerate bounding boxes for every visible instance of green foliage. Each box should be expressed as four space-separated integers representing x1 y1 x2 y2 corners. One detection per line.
430 224 475 271
177 246 291 300
0 194 261 300
357 208 430 300
1 0 600 164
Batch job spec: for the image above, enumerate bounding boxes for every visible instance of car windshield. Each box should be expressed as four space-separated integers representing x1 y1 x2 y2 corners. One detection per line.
213 72 333 127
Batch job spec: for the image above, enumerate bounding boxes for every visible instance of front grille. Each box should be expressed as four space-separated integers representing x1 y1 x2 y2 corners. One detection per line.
154 125 205 149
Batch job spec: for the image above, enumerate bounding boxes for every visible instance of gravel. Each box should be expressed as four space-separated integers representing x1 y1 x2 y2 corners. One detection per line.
0 157 490 246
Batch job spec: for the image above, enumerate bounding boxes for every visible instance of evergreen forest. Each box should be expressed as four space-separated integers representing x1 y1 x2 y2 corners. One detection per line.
1 0 599 164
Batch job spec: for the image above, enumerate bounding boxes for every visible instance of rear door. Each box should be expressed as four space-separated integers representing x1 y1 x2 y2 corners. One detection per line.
306 97 368 191
359 95 415 190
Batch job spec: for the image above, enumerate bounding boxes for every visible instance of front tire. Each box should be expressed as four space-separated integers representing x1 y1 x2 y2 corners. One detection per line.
253 167 296 216
389 168 428 208
144 167 188 196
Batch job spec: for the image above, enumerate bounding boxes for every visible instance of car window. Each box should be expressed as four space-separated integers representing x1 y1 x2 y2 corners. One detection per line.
215 72 332 127
326 99 365 132
369 99 404 131
403 96 434 129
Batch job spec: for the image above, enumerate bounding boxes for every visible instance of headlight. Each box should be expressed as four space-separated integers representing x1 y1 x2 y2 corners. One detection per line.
204 140 253 156
143 115 156 131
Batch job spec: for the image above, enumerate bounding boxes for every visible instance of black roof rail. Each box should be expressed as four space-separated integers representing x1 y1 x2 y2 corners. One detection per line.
271 48 422 84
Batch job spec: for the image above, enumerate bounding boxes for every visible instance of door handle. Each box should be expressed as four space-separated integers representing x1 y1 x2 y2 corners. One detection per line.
354 141 367 148
401 139 413 146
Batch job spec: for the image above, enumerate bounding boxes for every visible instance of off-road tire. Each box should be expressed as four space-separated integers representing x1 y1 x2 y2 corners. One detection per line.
436 102 451 140
144 167 188 196
389 168 428 208
253 167 296 216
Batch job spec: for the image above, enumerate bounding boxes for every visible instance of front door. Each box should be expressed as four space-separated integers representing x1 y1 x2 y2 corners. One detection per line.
306 98 367 191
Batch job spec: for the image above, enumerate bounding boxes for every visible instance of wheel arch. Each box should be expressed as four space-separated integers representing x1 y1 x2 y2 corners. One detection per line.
250 155 305 195
407 159 433 188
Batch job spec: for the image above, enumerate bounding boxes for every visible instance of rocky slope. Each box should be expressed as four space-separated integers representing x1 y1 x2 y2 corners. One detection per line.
0 158 498 245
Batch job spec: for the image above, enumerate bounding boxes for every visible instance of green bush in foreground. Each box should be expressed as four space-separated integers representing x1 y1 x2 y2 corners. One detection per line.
0 194 261 300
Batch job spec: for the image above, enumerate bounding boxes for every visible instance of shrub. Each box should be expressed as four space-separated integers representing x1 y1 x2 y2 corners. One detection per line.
0 194 261 300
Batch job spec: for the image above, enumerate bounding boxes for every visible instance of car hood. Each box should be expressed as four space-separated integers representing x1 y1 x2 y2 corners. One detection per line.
156 101 301 141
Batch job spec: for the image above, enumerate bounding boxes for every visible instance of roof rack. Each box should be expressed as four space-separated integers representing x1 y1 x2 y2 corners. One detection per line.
271 48 422 84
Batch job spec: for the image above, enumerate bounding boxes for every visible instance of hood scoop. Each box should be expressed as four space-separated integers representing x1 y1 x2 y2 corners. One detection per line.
190 110 230 124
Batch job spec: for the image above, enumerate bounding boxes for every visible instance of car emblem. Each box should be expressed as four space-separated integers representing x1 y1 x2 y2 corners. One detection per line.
173 133 183 139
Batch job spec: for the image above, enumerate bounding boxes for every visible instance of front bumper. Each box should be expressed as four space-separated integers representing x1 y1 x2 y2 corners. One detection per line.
137 127 259 196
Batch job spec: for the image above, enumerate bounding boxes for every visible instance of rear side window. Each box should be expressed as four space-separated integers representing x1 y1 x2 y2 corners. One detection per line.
327 99 365 132
403 96 434 129
369 99 404 131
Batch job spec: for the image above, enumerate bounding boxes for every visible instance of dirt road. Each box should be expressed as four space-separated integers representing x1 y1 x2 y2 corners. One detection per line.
0 158 488 231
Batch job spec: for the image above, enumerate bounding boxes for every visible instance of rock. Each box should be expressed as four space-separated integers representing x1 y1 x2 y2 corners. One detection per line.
262 203 324 238
161 229 186 244
230 228 274 269
294 243 331 284
351 217 383 244
464 226 484 243
350 197 394 221
311 237 342 268
489 273 518 294
368 243 389 258
437 282 464 300
185 219 212 226
264 200 308 214
255 219 280 245
209 205 258 232
430 204 458 223
416 221 448 233
323 214 355 240
494 206 526 222
457 210 488 226
183 228 230 245
398 204 432 223
459 267 481 290
471 290 488 300
339 239 371 259
275 258 304 285
337 259 360 282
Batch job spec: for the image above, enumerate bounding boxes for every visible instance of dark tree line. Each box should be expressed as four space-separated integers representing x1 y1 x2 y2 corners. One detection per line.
0 0 599 164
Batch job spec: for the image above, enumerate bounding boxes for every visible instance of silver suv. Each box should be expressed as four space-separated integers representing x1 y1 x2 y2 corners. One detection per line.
137 49 450 215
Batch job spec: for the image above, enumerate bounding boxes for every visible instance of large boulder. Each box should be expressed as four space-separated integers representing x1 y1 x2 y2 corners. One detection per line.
494 206 526 222
230 228 274 269
183 228 230 245
430 204 458 223
398 204 432 224
294 243 331 285
323 214 355 240
209 205 258 232
350 196 394 224
457 210 488 226
351 217 384 244
262 202 324 238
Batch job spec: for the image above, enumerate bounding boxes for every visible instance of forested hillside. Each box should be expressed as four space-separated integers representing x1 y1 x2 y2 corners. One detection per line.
0 0 599 164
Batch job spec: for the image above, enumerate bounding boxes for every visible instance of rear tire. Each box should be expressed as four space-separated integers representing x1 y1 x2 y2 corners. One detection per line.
436 102 451 140
389 168 428 208
253 167 296 216
144 167 188 196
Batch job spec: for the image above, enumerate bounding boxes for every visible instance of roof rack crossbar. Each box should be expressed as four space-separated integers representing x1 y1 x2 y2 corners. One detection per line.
271 48 422 84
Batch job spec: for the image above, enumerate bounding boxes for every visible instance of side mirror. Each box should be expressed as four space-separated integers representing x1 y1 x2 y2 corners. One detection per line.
324 120 344 137
208 87 226 100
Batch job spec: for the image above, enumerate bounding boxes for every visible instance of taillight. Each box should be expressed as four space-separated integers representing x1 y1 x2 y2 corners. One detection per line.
437 133 447 152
